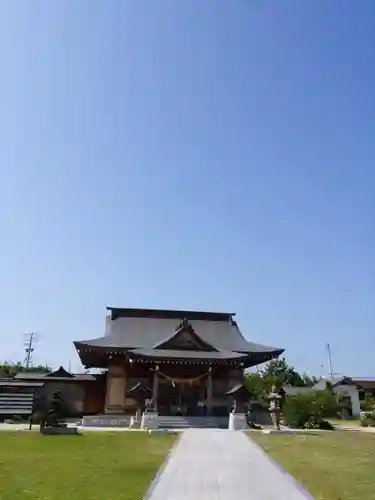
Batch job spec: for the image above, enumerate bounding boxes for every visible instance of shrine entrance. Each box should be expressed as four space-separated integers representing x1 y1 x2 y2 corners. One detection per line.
158 381 205 416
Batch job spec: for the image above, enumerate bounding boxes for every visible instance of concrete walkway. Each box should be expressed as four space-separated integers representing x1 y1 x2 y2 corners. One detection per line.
145 429 313 500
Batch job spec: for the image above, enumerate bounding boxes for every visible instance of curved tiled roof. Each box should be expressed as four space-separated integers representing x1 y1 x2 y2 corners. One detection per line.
75 317 282 355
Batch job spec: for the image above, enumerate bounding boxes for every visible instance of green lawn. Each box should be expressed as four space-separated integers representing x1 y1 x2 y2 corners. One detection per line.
329 418 361 427
0 431 176 500
251 431 375 500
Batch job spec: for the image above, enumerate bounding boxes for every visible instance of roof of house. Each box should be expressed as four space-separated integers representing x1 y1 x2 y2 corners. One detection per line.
225 383 251 396
45 366 74 378
74 308 283 367
351 379 375 391
15 367 97 382
281 377 367 396
0 379 44 388
312 376 362 390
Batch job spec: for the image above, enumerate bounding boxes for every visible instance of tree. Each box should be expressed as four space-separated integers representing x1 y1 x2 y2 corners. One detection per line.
243 372 266 400
302 373 318 387
283 388 338 429
361 392 375 411
0 362 52 377
261 357 306 388
244 357 319 402
24 364 52 374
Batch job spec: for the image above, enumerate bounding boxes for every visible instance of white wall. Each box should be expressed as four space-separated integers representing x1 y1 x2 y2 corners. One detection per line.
334 384 361 417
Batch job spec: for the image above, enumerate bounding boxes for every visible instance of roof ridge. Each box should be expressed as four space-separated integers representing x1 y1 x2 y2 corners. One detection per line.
107 307 235 321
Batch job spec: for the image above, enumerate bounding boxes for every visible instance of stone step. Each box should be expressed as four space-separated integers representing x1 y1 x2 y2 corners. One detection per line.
158 416 228 429
82 415 131 427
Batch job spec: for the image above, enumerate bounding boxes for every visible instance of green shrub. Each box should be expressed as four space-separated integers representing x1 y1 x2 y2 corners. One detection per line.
360 393 375 412
283 393 313 428
303 418 334 430
360 411 375 427
316 419 335 430
283 390 339 429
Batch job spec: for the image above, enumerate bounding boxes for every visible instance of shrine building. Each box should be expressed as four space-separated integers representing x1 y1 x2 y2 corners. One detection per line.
74 307 284 419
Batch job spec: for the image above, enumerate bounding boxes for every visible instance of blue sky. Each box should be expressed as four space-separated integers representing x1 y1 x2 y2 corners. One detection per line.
0 1 374 376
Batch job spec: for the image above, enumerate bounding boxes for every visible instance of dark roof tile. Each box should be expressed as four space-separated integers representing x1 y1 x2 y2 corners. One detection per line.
75 316 282 357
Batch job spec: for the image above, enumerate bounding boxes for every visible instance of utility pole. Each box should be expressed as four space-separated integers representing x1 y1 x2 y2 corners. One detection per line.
24 332 39 369
326 343 333 379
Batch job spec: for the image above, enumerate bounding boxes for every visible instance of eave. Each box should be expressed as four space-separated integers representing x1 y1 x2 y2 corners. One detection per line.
74 343 283 369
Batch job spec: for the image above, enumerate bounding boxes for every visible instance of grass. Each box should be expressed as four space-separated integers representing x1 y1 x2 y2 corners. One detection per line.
0 431 176 500
251 431 375 500
329 418 361 427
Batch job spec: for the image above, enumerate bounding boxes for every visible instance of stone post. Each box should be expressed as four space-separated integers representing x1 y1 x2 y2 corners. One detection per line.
228 400 246 430
206 367 213 416
151 365 159 410
141 365 159 430
104 361 127 414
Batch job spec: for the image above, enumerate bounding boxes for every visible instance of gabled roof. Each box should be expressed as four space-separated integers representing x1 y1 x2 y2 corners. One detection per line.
46 366 74 378
74 307 284 367
153 319 218 351
313 376 359 390
225 383 247 396
127 382 152 394
15 369 97 382
281 377 366 394
75 314 282 354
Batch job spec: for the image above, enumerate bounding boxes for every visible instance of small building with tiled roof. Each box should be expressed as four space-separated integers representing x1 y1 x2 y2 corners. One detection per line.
10 366 103 417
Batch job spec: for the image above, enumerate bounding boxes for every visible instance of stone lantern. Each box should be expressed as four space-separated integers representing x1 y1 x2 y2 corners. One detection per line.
268 385 282 431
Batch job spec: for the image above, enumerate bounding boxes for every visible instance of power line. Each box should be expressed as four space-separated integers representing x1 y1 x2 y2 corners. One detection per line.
23 332 39 368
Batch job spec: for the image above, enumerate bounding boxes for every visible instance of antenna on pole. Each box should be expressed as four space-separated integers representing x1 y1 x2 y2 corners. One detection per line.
23 332 39 369
326 343 333 379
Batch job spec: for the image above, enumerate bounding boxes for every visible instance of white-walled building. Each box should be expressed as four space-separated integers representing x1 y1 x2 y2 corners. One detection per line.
282 376 363 418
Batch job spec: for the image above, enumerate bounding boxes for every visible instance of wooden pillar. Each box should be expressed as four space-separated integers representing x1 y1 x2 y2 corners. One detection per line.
207 366 213 415
104 361 127 414
151 365 159 410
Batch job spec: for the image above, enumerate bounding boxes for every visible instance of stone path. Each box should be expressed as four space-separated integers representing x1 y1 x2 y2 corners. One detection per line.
145 429 313 500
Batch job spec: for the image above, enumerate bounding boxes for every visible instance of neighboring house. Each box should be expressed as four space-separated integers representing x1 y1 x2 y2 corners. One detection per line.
14 367 103 416
282 376 363 418
351 379 375 400
314 376 362 417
